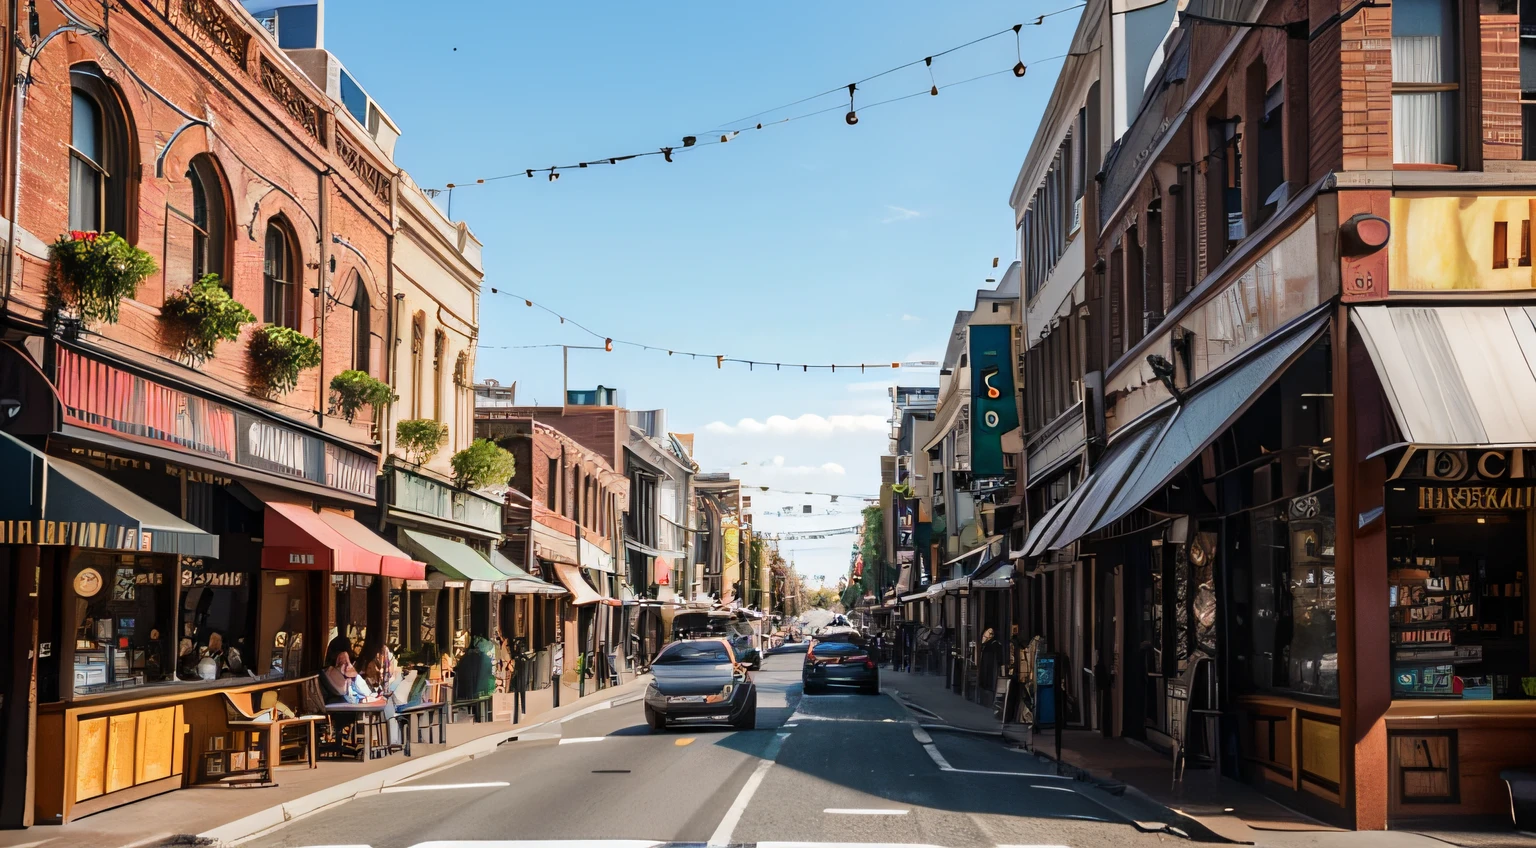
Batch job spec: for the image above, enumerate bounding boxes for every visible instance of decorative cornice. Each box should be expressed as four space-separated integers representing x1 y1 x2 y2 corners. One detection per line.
259 55 324 144
335 130 391 204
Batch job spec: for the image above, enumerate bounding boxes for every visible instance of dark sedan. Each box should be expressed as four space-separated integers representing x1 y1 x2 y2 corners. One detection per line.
803 630 879 694
644 638 757 731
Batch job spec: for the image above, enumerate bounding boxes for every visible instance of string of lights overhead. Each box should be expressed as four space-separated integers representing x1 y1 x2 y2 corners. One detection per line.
478 288 940 372
430 5 1084 192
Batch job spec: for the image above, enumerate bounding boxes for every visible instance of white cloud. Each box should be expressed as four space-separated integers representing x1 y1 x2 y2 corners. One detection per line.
901 313 921 322
704 413 887 437
881 205 921 224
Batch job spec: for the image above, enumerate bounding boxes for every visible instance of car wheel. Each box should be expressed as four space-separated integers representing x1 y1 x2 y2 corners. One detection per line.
645 706 667 732
861 680 880 695
802 681 820 694
732 699 757 730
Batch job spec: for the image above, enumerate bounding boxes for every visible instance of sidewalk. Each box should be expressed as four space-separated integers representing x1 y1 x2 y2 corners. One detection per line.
0 675 649 848
883 668 1534 847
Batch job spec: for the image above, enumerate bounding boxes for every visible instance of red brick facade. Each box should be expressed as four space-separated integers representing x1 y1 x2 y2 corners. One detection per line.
3 0 393 446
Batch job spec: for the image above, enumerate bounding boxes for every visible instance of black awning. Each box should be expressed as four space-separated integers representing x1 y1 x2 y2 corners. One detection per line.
0 431 218 556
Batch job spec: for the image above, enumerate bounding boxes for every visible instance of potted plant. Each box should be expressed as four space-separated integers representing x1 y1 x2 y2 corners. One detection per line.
160 274 255 365
396 418 448 465
46 230 158 326
328 369 395 423
249 325 321 398
450 438 516 489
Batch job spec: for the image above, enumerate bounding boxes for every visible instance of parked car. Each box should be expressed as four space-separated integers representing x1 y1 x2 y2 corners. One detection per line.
644 638 757 731
803 630 879 694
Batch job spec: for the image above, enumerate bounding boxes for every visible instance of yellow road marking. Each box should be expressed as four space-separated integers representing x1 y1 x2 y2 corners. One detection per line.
675 737 695 746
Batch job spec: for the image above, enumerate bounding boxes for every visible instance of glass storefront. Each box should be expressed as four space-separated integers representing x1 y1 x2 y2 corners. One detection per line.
1387 484 1531 700
1247 487 1338 699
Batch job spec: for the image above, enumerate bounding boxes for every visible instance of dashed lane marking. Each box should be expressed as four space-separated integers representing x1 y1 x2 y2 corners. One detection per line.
558 736 605 745
675 737 695 746
706 732 788 846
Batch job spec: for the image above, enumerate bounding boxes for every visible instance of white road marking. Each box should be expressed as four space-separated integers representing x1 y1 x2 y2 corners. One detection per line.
995 844 1072 848
923 743 953 770
759 844 946 848
823 808 910 815
380 781 510 793
707 734 787 846
558 736 606 745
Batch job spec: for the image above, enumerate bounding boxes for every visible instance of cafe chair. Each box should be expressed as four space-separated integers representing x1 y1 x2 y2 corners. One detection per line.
221 690 323 785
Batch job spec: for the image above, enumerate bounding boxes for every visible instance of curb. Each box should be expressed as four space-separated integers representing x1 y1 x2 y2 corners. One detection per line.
200 676 650 846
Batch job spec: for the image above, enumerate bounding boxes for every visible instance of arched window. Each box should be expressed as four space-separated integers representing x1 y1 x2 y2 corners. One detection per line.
410 311 425 418
184 155 227 283
69 66 131 235
352 277 371 375
263 219 299 329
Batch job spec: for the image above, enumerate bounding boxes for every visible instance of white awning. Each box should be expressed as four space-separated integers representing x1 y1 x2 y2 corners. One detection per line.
1353 305 1536 444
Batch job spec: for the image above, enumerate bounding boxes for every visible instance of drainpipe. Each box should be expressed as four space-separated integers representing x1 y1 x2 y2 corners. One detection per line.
315 167 329 428
4 4 28 306
375 169 401 534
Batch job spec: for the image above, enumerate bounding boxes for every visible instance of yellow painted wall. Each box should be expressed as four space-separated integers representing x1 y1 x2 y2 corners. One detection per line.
1390 195 1536 291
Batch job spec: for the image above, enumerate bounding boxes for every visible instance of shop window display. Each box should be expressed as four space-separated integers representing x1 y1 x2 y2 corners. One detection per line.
1247 487 1339 699
71 553 175 695
1387 485 1531 700
177 556 255 680
330 574 372 655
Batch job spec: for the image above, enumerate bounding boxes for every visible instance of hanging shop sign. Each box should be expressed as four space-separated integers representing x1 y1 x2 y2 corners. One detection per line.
1386 447 1536 483
1416 486 1536 511
969 323 1020 477
56 348 375 498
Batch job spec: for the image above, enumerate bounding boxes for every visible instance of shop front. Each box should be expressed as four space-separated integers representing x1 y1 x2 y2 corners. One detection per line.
0 343 408 825
1346 301 1536 825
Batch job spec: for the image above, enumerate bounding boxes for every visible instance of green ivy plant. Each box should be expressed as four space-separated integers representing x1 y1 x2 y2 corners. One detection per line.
329 369 396 423
450 438 516 490
249 325 321 398
160 274 255 365
47 230 158 326
396 418 448 465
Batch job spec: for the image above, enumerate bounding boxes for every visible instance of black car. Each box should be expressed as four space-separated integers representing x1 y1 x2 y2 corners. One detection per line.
803 630 879 694
644 638 757 731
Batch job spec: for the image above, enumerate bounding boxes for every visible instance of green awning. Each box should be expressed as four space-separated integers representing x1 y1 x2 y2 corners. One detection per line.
399 528 505 592
488 548 567 596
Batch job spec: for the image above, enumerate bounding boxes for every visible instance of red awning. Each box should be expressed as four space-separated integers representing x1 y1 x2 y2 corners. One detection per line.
262 502 424 579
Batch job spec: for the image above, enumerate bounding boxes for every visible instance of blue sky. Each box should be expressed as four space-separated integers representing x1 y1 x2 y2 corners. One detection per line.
325 1 1079 581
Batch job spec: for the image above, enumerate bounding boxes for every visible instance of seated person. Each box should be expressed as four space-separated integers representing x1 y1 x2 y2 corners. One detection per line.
321 650 403 747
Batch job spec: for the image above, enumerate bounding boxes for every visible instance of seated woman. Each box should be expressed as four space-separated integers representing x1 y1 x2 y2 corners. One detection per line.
321 650 404 747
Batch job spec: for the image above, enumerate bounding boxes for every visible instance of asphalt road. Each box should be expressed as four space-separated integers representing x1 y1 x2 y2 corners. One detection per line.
242 646 1181 848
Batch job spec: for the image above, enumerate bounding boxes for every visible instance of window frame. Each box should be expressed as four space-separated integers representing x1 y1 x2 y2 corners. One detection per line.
262 218 301 330
68 65 134 239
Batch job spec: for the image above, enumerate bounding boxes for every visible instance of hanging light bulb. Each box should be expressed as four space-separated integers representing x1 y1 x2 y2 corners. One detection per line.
1012 23 1027 78
525 300 533 307
845 83 858 126
926 56 937 96
604 338 613 352
548 169 559 181
716 355 724 369
683 136 697 147
525 170 534 178
661 147 674 162
1014 61 1027 77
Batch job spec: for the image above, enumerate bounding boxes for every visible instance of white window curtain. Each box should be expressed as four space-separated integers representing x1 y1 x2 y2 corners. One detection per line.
1393 35 1455 165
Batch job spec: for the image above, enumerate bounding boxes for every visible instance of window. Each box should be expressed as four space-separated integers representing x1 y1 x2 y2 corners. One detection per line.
1255 83 1286 226
69 66 131 236
1126 225 1145 346
546 456 558 511
263 219 299 329
433 330 447 422
1208 116 1243 255
352 278 371 374
410 312 425 418
184 155 226 283
653 642 730 664
70 553 176 696
1393 0 1459 166
1248 488 1339 698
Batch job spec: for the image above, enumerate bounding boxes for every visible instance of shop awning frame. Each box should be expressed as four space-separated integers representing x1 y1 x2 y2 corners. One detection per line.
944 535 1002 566
1353 304 1536 445
399 528 505 592
488 548 566 595
554 562 619 606
261 502 422 577
0 432 219 556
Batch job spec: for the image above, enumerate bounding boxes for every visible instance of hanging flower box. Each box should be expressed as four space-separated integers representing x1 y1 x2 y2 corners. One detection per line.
160 274 255 365
47 230 157 327
249 325 321 398
328 369 395 423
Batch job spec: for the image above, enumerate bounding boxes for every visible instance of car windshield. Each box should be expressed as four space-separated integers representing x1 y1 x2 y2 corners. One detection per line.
652 643 731 664
811 640 863 653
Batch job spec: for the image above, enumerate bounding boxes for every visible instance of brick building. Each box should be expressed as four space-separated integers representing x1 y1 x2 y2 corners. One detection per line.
0 0 449 828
